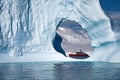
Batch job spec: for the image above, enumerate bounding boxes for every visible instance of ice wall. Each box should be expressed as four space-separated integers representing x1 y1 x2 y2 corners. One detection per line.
0 0 115 56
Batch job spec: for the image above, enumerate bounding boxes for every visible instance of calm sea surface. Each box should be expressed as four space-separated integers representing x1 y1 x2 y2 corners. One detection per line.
0 61 120 80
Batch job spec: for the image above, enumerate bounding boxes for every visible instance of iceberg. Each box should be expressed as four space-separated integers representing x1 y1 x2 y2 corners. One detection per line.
0 0 119 62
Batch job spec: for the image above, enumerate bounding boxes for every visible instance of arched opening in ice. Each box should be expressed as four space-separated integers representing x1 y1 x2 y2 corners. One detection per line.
53 20 93 56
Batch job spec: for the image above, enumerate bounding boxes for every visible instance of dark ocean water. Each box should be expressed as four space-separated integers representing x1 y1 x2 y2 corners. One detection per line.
0 62 120 80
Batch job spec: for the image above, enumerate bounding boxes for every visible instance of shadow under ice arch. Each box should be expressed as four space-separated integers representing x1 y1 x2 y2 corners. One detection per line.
53 20 93 56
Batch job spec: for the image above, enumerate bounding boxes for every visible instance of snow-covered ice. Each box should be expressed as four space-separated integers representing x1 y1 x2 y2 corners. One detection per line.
0 0 120 63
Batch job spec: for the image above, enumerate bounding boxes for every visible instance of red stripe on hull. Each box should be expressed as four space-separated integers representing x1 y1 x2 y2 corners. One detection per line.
69 53 89 57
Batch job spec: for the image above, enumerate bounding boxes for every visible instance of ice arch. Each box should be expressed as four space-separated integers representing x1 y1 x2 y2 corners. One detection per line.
53 20 93 56
0 0 115 56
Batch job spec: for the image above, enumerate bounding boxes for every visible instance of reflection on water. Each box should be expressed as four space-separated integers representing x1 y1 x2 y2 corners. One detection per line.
54 62 93 80
0 62 120 80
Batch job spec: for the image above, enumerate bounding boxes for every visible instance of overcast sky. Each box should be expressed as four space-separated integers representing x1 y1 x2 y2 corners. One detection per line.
100 0 120 11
